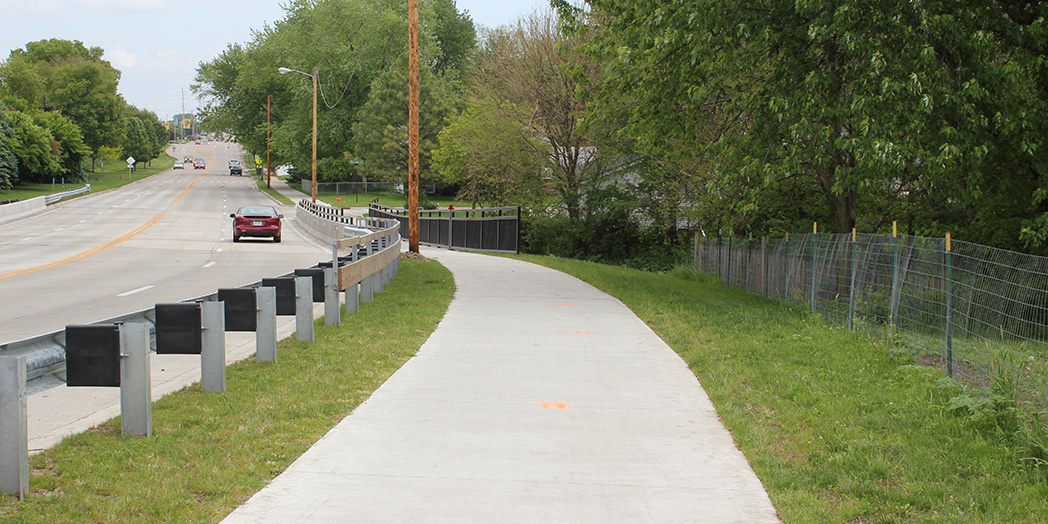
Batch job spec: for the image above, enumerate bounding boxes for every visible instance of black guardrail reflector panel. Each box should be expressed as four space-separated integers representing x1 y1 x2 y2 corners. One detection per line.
65 324 121 387
155 303 203 354
218 288 257 331
294 268 325 302
262 278 297 315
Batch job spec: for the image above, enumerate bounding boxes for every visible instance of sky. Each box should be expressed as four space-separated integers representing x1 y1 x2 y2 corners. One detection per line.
0 0 553 121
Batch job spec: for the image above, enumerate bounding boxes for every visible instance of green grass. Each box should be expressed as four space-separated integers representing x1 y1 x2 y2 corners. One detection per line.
0 258 454 523
513 254 1048 523
255 179 294 205
0 154 176 202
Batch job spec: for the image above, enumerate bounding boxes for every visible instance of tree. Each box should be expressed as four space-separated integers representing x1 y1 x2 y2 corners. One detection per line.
3 39 126 169
195 0 477 182
353 52 459 184
33 110 89 180
0 110 60 182
121 106 165 166
430 0 478 78
448 9 616 222
0 117 17 190
433 97 545 206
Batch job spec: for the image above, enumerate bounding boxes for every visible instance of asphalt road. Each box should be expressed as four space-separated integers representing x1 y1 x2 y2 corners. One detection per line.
0 141 328 343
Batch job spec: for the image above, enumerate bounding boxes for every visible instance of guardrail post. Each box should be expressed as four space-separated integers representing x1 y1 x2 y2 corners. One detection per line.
295 277 314 342
361 275 375 303
256 287 277 363
325 266 340 326
0 356 27 499
119 322 151 437
200 301 226 393
345 281 359 314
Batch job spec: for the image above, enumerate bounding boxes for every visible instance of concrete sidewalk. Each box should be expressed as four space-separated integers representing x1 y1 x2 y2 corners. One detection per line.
221 248 781 523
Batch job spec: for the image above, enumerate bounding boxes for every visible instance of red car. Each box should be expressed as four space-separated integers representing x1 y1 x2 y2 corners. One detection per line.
193 158 206 169
231 205 283 242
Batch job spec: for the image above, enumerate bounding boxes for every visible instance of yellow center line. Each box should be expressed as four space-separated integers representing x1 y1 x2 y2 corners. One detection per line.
0 214 165 280
170 181 197 204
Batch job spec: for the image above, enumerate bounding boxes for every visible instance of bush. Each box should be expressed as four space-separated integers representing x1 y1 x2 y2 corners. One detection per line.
519 186 689 271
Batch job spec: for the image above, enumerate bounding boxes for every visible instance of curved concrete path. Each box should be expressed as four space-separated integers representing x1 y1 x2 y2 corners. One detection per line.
221 248 781 523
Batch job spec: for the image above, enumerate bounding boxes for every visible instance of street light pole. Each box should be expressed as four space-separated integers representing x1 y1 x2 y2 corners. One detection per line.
278 67 318 203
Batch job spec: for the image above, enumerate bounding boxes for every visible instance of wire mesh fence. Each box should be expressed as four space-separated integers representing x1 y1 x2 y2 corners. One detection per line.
693 231 1048 410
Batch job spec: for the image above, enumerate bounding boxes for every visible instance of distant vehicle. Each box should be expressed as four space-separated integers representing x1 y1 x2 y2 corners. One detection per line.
228 158 241 166
229 163 242 176
173 161 184 170
193 158 205 169
194 140 201 145
230 205 282 243
183 155 192 162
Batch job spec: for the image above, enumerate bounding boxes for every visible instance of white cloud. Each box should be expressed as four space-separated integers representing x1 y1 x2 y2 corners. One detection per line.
106 46 136 69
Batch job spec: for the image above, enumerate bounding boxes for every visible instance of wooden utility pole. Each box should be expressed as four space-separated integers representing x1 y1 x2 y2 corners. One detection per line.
407 0 420 252
312 69 318 204
266 95 272 189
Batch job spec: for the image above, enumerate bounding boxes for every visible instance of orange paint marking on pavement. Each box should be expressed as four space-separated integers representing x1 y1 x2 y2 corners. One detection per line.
541 402 567 409
557 303 574 307
170 181 197 204
0 214 164 280
572 331 593 335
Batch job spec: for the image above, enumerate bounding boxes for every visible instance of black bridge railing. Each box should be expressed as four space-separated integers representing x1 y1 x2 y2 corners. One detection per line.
368 201 520 254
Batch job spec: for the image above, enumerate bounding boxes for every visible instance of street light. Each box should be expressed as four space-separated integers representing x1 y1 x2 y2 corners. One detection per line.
278 67 318 203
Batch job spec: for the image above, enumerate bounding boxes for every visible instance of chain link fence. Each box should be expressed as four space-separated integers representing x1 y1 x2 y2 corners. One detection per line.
693 231 1048 409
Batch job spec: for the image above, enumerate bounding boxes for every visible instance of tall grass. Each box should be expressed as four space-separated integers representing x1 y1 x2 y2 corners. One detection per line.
519 255 1048 523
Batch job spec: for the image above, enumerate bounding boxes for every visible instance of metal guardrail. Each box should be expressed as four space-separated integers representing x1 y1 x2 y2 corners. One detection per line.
368 201 520 254
297 199 399 244
44 185 91 205
2 199 401 390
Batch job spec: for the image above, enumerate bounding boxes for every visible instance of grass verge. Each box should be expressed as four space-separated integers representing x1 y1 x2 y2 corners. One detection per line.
0 155 176 202
515 254 1048 523
255 179 294 205
0 258 454 523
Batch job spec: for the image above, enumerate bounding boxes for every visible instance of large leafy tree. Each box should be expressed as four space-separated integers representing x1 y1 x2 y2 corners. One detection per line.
121 105 166 166
2 39 126 169
33 109 90 180
433 97 545 206
443 9 615 222
575 0 1048 246
0 110 61 182
195 0 475 183
353 52 459 184
0 117 17 190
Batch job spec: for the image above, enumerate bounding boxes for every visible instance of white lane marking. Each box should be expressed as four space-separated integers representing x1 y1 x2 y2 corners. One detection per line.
203 261 216 268
117 285 154 297
21 237 32 242
216 248 223 253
